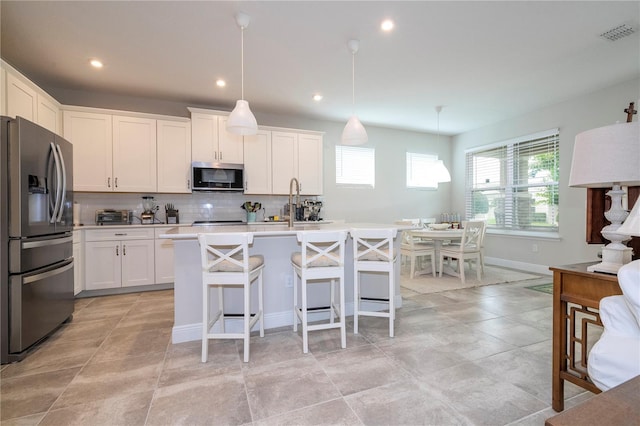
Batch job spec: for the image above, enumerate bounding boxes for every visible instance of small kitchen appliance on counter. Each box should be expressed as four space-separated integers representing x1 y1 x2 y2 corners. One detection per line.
141 196 158 224
285 199 323 221
165 203 179 224
96 209 133 225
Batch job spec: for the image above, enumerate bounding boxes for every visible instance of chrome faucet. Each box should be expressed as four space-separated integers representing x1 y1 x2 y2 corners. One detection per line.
288 177 300 227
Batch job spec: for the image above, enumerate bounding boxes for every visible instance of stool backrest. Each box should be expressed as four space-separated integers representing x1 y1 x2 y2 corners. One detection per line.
351 228 397 262
198 232 254 273
296 230 347 268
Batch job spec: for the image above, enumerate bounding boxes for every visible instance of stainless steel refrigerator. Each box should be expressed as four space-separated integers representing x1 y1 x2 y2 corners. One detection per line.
1 116 74 364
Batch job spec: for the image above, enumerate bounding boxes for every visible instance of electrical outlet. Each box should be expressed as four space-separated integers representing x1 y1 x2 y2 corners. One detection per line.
284 274 293 288
532 243 538 253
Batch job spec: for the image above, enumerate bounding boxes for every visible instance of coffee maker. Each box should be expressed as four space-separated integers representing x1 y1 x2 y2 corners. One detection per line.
141 196 158 224
304 200 323 221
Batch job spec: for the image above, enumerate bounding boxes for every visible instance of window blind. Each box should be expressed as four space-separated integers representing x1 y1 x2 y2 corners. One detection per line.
335 145 375 187
465 129 559 232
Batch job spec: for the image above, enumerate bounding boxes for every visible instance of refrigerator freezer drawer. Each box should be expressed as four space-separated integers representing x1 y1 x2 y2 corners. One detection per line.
9 234 72 274
8 259 74 357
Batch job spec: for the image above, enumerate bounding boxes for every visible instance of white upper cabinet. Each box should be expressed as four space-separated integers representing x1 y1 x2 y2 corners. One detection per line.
218 116 244 163
297 133 323 195
190 110 243 164
271 131 298 195
63 110 113 192
271 131 323 195
3 62 61 134
112 115 157 192
6 72 36 122
64 110 157 192
243 130 272 194
157 119 192 193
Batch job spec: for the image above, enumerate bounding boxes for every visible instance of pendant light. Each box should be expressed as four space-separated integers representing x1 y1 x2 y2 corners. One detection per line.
341 39 368 145
227 12 258 136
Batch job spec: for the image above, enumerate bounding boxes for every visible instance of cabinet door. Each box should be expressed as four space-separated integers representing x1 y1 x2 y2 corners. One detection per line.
243 130 272 194
218 116 244 163
112 115 157 192
63 111 113 191
271 131 298 195
6 72 36 121
85 241 121 290
191 112 218 163
154 237 174 284
37 95 60 134
298 133 323 195
157 120 192 193
121 239 155 287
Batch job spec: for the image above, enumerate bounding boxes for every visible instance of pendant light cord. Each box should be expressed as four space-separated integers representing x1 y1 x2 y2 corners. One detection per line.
241 26 245 101
351 51 355 115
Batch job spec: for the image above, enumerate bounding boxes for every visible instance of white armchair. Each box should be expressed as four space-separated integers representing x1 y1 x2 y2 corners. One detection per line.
587 260 640 391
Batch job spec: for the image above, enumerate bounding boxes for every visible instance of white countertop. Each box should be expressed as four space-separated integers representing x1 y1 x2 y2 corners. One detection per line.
75 223 181 231
159 222 410 239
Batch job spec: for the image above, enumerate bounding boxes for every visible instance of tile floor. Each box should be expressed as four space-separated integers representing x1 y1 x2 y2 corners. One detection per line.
1 272 595 425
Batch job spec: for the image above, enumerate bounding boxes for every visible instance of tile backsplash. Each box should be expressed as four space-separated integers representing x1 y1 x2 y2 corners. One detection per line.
73 192 320 226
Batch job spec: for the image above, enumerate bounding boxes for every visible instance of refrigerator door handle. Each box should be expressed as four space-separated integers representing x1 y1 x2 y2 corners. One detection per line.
49 142 62 224
55 144 67 222
23 261 73 285
22 236 73 249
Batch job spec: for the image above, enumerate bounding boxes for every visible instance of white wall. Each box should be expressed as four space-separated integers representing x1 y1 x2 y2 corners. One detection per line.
451 78 640 272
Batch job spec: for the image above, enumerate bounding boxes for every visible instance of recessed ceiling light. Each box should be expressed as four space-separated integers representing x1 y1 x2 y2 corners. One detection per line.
216 79 226 87
89 59 103 68
381 19 394 32
313 94 323 102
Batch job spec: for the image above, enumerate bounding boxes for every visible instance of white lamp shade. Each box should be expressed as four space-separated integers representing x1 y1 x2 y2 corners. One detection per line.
618 199 640 237
433 160 451 183
341 115 368 145
569 121 640 187
226 100 258 135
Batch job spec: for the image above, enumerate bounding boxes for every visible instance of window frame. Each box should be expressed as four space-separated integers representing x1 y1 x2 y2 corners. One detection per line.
464 128 560 236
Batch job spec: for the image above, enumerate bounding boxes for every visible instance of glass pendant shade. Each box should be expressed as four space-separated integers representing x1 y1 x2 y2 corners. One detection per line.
227 100 258 135
341 115 368 145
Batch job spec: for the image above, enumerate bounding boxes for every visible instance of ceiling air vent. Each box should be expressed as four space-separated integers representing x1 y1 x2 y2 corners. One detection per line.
599 23 635 41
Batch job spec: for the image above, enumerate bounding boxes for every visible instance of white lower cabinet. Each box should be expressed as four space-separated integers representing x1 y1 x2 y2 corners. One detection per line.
154 228 174 284
84 228 155 291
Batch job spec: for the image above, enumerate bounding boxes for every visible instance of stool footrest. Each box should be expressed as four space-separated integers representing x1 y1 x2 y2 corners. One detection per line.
356 310 392 318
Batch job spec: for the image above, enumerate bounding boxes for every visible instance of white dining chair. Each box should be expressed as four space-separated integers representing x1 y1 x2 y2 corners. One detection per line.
438 221 485 284
291 230 347 354
198 232 265 363
400 229 435 278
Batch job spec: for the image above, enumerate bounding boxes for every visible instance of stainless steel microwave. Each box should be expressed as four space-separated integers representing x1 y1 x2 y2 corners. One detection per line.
192 162 244 191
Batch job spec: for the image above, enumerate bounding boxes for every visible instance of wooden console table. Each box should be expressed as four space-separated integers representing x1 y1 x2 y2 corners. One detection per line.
550 263 622 412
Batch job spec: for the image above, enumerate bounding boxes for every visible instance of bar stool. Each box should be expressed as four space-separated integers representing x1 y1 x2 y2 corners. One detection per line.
198 232 264 363
351 228 397 337
291 230 347 354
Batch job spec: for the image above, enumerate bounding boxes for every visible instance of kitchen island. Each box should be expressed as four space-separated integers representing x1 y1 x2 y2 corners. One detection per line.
160 223 407 343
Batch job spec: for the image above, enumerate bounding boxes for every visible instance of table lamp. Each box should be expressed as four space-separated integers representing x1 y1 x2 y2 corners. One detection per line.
569 121 640 274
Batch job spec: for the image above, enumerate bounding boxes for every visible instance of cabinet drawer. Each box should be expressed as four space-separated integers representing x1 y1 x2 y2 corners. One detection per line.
85 228 155 242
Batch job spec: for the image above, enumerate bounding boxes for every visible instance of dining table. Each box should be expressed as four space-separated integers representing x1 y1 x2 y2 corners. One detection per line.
409 228 464 275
